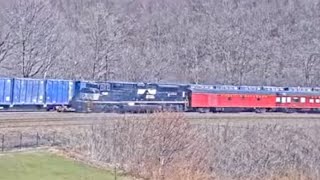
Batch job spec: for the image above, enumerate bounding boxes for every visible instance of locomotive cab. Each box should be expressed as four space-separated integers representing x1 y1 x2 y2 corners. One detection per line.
78 88 100 101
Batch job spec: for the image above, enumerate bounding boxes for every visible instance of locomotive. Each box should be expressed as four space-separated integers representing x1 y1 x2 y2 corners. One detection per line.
70 81 189 113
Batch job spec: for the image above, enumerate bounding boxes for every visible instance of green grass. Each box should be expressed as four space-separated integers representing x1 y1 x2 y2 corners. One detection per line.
0 151 121 180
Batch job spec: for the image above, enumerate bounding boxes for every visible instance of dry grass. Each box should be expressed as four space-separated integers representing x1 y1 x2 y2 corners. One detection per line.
1 112 320 179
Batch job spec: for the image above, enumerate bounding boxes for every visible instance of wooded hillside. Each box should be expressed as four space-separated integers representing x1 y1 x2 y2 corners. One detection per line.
0 0 319 86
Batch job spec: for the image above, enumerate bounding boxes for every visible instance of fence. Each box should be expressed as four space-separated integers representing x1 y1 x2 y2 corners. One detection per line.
0 131 61 152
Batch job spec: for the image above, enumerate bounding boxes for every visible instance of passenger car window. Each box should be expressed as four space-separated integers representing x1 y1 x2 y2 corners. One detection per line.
293 97 299 103
287 97 291 103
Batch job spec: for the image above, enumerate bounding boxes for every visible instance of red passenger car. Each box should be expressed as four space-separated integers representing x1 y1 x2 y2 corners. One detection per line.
191 93 277 110
275 87 320 111
189 85 277 112
188 85 320 113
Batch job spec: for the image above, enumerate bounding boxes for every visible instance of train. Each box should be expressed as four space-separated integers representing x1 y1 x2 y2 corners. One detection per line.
1 77 320 113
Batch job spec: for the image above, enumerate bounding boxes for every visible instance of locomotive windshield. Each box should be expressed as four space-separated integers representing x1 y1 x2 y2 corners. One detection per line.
78 88 100 101
80 88 100 94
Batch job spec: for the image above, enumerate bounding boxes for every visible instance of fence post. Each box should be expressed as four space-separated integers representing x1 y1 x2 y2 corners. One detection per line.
217 124 220 142
223 124 228 143
36 132 39 147
20 133 22 149
1 134 4 152
53 131 56 146
114 166 117 180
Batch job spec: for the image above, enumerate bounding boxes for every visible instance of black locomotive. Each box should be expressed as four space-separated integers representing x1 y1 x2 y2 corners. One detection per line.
70 81 189 113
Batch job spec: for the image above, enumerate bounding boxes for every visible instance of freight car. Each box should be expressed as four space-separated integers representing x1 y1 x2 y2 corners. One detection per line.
0 78 12 108
0 77 77 111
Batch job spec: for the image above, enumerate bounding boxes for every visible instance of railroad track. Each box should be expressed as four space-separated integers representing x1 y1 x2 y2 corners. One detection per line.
0 112 320 129
0 117 116 129
0 117 109 123
0 123 94 129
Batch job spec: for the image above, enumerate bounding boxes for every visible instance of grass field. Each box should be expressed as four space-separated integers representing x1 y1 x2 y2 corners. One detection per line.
0 151 121 180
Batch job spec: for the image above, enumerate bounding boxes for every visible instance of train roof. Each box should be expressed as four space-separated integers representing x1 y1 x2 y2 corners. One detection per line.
188 84 320 95
106 81 144 85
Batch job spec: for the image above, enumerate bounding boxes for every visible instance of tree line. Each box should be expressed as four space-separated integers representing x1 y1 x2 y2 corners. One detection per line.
0 0 319 86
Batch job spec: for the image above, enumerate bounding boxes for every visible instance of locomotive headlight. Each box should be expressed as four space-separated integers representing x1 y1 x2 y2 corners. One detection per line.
101 92 109 96
92 94 100 100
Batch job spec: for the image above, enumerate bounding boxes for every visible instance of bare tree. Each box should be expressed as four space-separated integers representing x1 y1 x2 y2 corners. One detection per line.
0 7 14 66
3 0 62 78
62 113 211 179
0 31 12 64
79 2 122 81
302 53 320 86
